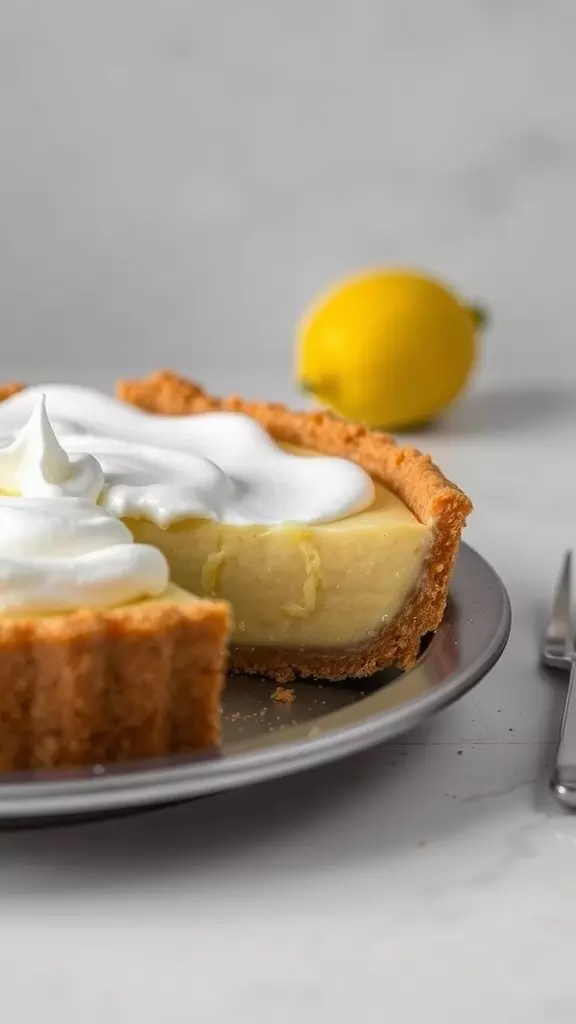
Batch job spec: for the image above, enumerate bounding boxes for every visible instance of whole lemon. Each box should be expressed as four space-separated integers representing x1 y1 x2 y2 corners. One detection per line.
296 269 485 430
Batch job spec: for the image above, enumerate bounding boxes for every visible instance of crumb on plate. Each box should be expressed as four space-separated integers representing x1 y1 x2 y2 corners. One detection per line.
271 685 296 704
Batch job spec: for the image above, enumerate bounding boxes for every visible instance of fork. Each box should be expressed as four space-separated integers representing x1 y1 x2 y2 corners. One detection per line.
542 551 576 808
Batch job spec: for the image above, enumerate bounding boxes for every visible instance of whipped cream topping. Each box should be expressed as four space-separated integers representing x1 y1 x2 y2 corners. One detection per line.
0 395 103 501
0 397 169 614
0 385 375 528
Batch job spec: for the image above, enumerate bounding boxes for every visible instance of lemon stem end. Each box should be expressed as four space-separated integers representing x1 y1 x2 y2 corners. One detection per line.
467 302 490 332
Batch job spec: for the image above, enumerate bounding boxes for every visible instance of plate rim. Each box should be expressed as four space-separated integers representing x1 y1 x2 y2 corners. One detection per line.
0 542 511 820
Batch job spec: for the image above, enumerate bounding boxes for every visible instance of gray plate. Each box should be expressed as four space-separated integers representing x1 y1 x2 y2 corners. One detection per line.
0 542 510 826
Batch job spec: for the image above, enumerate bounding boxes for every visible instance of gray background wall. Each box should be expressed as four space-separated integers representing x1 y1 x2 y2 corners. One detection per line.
0 0 574 397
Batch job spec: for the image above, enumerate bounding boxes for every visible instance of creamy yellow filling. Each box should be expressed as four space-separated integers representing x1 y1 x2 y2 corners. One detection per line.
125 477 431 650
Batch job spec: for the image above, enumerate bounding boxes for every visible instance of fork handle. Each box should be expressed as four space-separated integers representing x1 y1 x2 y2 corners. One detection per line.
551 660 576 807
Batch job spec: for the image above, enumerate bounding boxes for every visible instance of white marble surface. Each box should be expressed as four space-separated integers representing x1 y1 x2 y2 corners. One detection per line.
1 1 576 1021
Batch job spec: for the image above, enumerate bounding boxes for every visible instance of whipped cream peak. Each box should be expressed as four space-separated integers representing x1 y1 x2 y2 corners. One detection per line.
0 394 104 502
0 385 376 528
0 396 169 615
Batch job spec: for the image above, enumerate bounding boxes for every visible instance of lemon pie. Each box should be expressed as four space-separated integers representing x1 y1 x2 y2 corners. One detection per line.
0 372 471 768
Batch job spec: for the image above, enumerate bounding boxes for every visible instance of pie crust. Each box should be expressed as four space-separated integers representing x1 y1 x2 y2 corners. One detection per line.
116 370 473 681
0 594 229 770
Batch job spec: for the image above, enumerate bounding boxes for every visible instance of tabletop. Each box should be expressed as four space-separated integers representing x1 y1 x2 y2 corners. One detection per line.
1 1 576 1021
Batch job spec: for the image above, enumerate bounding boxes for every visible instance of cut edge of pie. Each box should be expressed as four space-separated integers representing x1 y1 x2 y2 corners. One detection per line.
0 587 230 770
115 370 473 682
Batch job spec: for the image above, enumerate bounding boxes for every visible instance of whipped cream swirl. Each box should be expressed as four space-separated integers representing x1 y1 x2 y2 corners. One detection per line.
0 397 169 614
0 385 375 528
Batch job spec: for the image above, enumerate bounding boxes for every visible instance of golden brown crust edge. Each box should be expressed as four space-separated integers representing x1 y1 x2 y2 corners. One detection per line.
116 370 473 682
0 597 230 770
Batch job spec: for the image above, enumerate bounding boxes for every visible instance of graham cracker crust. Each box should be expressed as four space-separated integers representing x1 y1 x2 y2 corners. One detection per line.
0 595 230 771
116 370 473 682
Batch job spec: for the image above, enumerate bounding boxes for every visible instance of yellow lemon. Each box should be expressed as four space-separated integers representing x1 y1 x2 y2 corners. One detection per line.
296 269 485 430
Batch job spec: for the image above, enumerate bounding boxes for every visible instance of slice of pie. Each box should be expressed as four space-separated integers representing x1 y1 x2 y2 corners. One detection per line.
116 371 472 682
0 387 230 770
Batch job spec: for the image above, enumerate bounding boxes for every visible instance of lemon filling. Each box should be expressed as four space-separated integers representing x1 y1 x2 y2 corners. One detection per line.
125 476 431 650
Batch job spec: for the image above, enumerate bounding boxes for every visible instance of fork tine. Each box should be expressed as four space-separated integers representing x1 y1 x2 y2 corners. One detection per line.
545 550 573 661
